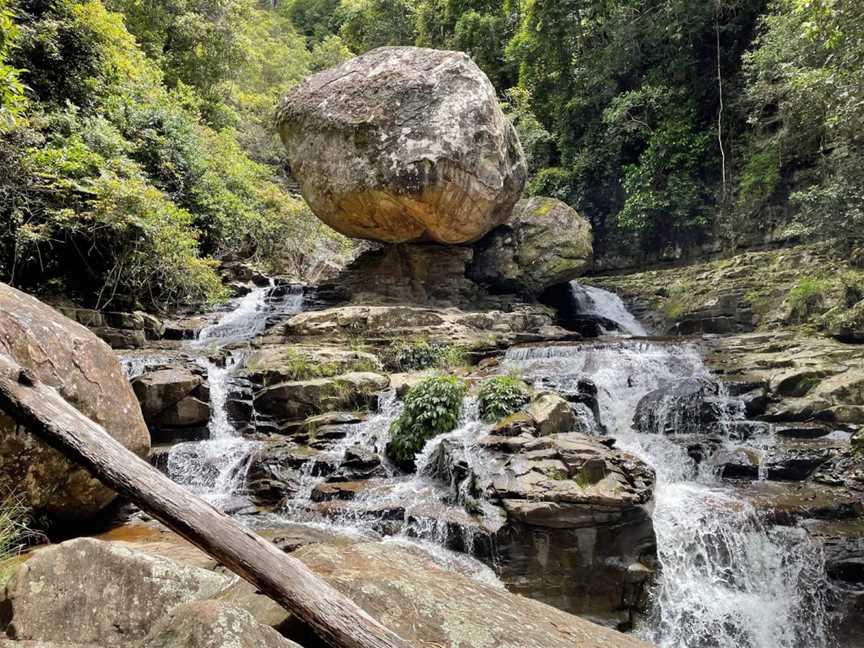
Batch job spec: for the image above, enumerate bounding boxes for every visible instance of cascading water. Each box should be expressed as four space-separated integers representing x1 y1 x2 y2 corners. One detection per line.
124 281 305 510
504 340 833 648
570 283 648 336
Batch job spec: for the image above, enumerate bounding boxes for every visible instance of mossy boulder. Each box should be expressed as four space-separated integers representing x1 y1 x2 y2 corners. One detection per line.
470 196 593 294
825 299 864 343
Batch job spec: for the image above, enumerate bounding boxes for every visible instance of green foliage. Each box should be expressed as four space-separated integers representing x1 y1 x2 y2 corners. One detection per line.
337 0 416 53
388 374 467 468
0 494 28 586
0 0 351 309
0 0 24 130
477 374 529 423
379 338 466 372
787 276 829 322
743 0 864 244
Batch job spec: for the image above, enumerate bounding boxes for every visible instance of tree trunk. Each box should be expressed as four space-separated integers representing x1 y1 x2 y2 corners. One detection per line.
0 365 412 648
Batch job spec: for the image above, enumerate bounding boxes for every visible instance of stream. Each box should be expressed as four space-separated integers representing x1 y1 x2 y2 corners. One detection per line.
123 280 836 648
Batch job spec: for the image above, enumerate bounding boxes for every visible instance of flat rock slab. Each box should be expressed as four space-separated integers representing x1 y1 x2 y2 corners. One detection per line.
293 542 651 648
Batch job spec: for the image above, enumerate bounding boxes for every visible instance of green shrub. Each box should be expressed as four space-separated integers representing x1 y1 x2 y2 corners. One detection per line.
787 276 829 322
387 374 467 469
477 375 530 423
380 338 466 372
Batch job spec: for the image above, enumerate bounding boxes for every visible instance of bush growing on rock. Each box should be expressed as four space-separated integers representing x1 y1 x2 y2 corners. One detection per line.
387 374 467 469
478 375 530 423
380 338 466 373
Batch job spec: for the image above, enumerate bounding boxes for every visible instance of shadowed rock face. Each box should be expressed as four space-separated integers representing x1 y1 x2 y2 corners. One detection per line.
470 197 594 294
0 283 149 518
278 46 526 245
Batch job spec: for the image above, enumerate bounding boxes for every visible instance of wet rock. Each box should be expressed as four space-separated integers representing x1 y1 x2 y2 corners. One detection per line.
244 441 306 505
140 601 300 648
526 392 577 436
293 542 651 647
1 539 231 645
438 432 656 626
253 372 389 422
278 47 526 245
633 377 739 436
0 283 149 518
310 480 373 502
490 412 537 437
470 197 593 294
132 369 203 419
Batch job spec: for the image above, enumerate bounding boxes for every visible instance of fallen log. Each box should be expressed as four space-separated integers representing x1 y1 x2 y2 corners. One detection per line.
0 364 413 648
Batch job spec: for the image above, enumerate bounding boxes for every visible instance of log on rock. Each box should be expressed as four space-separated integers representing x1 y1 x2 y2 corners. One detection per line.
0 363 412 648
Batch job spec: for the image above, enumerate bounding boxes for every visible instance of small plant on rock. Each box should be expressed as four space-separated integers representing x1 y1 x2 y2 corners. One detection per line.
0 494 28 585
477 375 530 423
387 374 468 469
381 338 467 372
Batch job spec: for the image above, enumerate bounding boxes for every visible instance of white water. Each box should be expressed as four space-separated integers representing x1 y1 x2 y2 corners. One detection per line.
124 283 305 509
195 281 303 347
570 283 648 336
505 341 832 648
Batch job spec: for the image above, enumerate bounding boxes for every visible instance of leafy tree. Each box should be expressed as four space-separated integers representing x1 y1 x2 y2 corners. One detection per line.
337 0 416 53
0 0 24 130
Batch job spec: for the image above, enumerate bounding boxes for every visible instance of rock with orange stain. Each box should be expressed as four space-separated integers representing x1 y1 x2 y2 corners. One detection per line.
278 47 526 245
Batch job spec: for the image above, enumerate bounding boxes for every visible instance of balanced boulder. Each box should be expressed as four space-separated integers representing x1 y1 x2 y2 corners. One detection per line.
278 46 527 244
0 283 149 518
470 196 593 294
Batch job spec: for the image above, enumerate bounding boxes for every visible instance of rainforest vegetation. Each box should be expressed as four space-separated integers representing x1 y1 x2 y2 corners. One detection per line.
0 0 861 308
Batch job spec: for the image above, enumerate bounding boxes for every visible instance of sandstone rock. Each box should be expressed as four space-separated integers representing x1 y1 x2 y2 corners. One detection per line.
132 369 203 419
526 392 576 436
470 197 593 294
326 244 486 306
285 305 566 351
1 539 231 645
434 432 656 626
91 327 147 349
140 601 301 648
0 283 149 518
244 345 381 386
293 542 650 648
278 46 526 244
253 372 389 422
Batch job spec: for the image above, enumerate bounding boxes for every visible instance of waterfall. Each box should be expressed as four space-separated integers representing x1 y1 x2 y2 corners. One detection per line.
195 281 303 347
157 283 304 509
570 283 648 336
504 340 833 648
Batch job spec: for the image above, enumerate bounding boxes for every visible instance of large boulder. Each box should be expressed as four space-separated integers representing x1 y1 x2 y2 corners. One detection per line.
140 601 300 648
293 542 650 648
278 46 527 244
0 284 149 518
1 539 231 645
470 197 593 294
